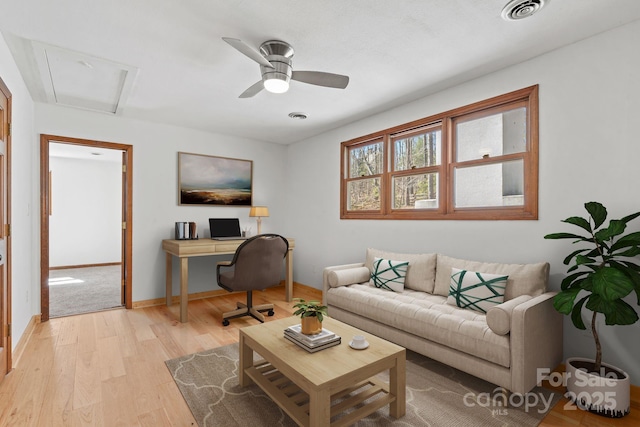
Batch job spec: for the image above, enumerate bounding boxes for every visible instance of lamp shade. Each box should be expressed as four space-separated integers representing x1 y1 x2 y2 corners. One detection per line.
249 206 269 217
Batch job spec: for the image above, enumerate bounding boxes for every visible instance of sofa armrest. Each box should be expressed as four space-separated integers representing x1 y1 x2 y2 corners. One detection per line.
510 291 563 394
322 263 366 305
486 295 533 335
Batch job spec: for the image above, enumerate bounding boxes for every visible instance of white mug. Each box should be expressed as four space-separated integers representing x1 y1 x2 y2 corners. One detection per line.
352 335 367 346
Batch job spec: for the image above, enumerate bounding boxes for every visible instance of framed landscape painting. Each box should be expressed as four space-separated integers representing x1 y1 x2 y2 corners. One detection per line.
178 152 253 206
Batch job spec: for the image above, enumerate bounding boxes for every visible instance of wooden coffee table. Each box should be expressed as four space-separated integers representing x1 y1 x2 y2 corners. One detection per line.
239 316 406 427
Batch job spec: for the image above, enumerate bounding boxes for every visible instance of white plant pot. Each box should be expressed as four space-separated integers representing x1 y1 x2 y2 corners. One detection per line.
566 357 630 418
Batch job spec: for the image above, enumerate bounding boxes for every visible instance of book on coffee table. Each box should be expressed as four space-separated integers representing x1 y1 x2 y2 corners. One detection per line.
285 325 336 345
284 333 341 353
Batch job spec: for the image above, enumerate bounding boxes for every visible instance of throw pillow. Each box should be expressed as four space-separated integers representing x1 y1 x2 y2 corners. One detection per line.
370 257 409 292
447 268 508 313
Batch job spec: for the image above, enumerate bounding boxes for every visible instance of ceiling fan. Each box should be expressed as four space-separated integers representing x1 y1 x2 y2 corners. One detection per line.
222 37 350 98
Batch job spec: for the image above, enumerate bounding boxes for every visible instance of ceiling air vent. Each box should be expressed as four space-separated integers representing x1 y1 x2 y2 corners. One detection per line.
288 112 308 120
501 0 549 21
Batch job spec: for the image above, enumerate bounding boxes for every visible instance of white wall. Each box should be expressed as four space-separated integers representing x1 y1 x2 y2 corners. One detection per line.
49 155 122 266
0 32 36 350
35 104 288 301
285 20 640 384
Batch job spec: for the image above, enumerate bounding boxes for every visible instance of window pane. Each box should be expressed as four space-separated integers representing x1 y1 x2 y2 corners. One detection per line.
454 160 524 208
394 129 441 171
349 142 383 178
392 173 439 209
456 107 526 162
347 178 381 210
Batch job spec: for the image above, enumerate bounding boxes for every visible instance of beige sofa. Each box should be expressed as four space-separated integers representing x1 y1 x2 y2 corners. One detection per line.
322 248 563 394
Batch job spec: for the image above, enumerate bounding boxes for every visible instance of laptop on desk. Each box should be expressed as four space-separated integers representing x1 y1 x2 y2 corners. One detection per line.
209 218 247 241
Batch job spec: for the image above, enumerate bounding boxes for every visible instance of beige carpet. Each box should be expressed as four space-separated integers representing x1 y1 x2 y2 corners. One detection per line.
49 265 123 318
165 343 560 427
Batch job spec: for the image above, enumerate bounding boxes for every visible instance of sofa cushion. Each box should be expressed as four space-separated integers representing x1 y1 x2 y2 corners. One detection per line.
371 257 409 292
326 284 511 367
486 295 533 335
434 254 549 301
328 266 371 288
446 268 508 314
366 248 437 293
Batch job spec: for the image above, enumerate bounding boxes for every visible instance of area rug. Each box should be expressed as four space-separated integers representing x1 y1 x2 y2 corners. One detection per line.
165 343 560 427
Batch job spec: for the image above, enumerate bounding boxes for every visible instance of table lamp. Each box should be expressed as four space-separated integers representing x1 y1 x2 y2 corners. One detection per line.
249 206 269 235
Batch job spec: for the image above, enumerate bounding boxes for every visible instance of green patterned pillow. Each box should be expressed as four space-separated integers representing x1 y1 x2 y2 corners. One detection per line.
371 257 409 292
447 268 508 313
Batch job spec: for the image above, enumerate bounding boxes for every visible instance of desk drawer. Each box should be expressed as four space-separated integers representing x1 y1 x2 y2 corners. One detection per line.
216 244 239 253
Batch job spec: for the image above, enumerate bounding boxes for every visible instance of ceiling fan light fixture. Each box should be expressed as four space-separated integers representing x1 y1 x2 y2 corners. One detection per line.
263 76 289 94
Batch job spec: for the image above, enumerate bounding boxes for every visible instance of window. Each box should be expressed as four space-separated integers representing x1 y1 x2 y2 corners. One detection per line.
340 85 538 220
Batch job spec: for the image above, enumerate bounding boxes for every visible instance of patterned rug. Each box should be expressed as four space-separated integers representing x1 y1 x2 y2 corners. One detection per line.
165 343 560 426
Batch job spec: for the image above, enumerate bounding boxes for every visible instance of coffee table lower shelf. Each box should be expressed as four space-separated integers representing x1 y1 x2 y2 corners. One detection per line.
246 360 396 427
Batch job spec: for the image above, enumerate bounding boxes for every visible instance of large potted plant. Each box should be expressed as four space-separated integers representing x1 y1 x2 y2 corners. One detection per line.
292 299 328 335
545 201 640 418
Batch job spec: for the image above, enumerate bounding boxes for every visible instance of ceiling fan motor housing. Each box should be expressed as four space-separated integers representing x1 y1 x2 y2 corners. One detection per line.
259 40 294 87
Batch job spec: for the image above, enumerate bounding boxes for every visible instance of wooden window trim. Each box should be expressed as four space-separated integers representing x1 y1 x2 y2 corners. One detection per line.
340 85 539 220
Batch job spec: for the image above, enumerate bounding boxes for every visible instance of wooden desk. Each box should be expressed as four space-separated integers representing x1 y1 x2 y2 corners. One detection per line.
162 237 295 323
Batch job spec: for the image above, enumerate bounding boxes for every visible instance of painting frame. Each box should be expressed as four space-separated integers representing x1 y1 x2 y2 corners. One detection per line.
178 152 253 206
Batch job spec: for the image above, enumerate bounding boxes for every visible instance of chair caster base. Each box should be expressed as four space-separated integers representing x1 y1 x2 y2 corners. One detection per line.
267 310 274 317
222 319 230 326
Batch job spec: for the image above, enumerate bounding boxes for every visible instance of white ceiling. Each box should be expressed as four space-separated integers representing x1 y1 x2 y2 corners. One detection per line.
2 0 640 145
49 142 123 162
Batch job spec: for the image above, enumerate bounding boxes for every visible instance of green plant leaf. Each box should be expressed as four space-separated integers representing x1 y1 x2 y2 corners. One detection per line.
620 211 640 224
586 295 639 325
585 248 601 258
575 255 596 265
610 231 640 252
563 249 590 265
544 232 589 241
615 247 640 257
585 202 607 229
604 300 639 325
594 220 626 242
592 267 635 301
570 296 588 330
585 294 611 314
621 261 640 272
562 216 592 233
560 272 587 290
553 288 581 315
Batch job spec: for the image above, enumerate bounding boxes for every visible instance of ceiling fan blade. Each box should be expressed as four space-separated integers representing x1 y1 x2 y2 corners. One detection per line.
222 37 274 69
239 80 264 98
291 71 349 89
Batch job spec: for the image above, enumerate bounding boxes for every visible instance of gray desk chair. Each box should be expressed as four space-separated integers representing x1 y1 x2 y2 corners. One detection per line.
216 234 289 326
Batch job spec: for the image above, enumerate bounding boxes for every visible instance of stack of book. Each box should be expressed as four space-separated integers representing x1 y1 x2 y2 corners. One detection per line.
284 324 341 353
175 222 198 240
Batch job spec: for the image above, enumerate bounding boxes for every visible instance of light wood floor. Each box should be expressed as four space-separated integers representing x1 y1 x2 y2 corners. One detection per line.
0 284 637 426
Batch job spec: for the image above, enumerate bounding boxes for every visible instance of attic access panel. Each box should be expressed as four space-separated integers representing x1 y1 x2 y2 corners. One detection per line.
33 42 138 114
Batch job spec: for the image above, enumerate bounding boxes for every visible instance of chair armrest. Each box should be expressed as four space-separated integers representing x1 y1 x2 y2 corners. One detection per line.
216 261 234 292
322 263 366 305
510 291 563 394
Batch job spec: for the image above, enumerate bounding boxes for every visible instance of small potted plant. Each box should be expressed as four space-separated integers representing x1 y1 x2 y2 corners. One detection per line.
292 299 328 335
545 201 640 418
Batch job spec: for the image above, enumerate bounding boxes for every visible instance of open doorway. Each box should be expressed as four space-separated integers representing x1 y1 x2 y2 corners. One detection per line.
40 135 132 321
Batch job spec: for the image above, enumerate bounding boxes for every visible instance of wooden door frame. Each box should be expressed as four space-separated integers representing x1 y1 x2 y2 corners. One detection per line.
40 134 133 321
0 77 12 371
